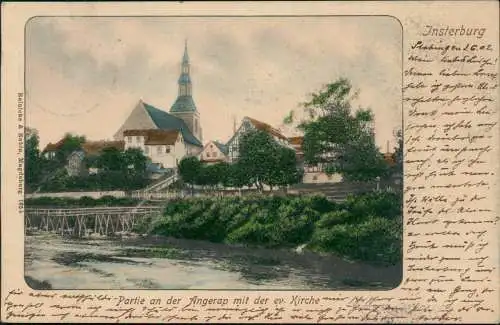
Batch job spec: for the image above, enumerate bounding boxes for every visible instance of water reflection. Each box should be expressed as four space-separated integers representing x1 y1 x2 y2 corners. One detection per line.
25 233 402 290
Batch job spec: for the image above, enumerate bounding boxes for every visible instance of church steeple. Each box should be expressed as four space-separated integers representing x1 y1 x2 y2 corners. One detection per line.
178 39 192 97
170 40 197 114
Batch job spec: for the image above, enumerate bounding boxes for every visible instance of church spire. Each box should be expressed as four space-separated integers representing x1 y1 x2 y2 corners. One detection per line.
170 40 197 113
183 39 189 63
178 39 192 97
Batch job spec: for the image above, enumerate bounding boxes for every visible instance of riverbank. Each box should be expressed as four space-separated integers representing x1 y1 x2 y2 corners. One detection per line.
25 233 402 290
137 191 402 266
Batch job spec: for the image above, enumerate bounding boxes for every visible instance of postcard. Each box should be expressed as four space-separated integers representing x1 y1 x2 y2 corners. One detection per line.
1 1 499 323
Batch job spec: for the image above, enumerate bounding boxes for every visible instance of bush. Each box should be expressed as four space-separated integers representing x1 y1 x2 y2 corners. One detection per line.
310 216 401 265
344 190 401 221
25 196 152 208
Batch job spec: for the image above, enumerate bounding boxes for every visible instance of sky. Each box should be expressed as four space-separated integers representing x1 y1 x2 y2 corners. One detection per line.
26 16 402 151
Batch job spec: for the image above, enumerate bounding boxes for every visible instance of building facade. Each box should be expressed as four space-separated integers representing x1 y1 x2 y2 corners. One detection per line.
124 129 186 169
199 140 229 164
113 42 204 166
226 116 291 162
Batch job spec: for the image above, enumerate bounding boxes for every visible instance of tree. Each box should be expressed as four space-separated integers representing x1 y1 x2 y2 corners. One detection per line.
238 129 301 192
25 129 42 190
97 147 124 171
55 133 85 164
288 78 389 182
266 146 303 190
123 148 148 175
238 130 279 192
392 129 403 176
178 156 202 195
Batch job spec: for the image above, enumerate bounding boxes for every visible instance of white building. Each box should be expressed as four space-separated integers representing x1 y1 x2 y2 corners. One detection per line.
124 129 187 169
199 140 229 164
113 42 204 158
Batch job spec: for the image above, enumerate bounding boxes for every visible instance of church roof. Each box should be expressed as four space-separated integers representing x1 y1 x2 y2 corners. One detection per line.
213 140 228 155
124 129 180 146
170 95 197 113
142 102 202 147
178 74 191 83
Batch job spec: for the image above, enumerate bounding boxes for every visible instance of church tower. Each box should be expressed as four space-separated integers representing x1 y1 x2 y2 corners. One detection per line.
169 40 203 143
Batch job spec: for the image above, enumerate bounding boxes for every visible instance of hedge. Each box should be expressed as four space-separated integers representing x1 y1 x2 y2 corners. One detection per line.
145 190 402 265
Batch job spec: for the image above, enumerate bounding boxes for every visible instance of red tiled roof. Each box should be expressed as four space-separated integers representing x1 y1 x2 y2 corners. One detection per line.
245 116 288 141
384 152 396 166
288 136 304 146
82 141 125 155
42 138 65 152
124 129 180 145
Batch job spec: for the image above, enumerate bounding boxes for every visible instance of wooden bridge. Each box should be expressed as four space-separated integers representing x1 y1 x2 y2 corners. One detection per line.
24 206 163 237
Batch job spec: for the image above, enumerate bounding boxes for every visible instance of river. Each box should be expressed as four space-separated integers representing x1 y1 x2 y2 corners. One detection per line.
25 233 402 290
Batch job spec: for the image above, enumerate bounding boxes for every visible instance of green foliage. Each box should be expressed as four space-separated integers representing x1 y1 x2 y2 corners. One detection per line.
310 216 402 265
25 130 42 189
56 133 86 164
238 130 302 191
25 195 152 208
293 78 390 182
146 190 402 265
344 190 402 221
178 156 202 193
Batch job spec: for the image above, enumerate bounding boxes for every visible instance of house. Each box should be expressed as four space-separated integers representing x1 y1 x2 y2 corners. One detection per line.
124 129 186 169
226 116 292 162
286 135 343 184
64 140 125 177
199 140 229 164
114 42 203 158
42 138 65 159
66 150 87 177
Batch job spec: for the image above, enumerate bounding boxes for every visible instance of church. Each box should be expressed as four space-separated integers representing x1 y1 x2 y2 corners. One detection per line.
113 42 204 169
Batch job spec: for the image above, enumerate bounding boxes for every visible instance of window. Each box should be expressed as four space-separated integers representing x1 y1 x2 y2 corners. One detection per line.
157 146 162 154
166 147 171 153
206 152 210 157
213 151 217 157
136 136 141 143
127 136 132 143
145 147 149 154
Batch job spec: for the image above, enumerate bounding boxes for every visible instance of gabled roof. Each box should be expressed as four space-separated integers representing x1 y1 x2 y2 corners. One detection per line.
213 140 228 155
245 116 288 140
82 140 125 156
142 102 202 147
43 138 65 152
124 129 180 146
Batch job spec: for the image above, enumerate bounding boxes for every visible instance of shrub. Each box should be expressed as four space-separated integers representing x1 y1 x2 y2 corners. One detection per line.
310 216 401 265
345 190 401 221
315 210 352 228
